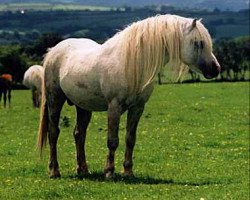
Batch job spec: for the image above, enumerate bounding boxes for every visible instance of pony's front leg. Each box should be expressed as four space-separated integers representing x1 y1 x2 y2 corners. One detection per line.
32 88 37 107
104 99 123 178
74 106 92 176
123 103 145 176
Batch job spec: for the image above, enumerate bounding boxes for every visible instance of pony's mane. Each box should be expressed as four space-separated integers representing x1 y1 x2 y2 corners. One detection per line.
116 14 212 94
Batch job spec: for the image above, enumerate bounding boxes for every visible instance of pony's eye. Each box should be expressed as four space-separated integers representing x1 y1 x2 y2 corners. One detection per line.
200 41 204 49
194 41 199 49
194 41 204 51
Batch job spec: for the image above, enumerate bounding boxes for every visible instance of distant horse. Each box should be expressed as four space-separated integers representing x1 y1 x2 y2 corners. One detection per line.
23 65 44 108
0 74 12 107
38 14 220 178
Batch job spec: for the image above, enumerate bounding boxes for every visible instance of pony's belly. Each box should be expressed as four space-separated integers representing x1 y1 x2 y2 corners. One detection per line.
74 94 108 111
62 85 108 111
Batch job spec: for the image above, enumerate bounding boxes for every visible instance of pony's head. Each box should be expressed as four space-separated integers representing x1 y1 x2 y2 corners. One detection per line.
180 19 221 79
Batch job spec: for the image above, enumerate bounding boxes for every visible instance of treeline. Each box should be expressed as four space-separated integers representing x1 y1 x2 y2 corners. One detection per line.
0 33 249 85
214 37 249 81
0 7 249 45
0 32 62 82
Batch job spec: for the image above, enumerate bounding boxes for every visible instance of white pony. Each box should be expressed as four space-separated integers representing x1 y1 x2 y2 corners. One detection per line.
38 14 220 178
23 65 44 108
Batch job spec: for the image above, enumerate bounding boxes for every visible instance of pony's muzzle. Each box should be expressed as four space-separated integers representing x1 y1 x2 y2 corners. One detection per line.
209 61 221 79
200 60 221 79
213 61 221 75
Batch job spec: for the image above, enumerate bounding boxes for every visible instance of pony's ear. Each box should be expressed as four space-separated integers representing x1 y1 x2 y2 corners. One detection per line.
198 18 203 22
189 19 197 32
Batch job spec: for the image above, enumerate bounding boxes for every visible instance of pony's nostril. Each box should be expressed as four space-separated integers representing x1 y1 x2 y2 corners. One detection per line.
212 61 221 73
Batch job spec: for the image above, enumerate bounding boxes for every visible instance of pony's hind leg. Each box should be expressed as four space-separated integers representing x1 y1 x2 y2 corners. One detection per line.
0 91 2 105
46 89 66 178
74 106 92 176
104 99 123 178
7 89 11 107
123 103 145 176
3 90 7 108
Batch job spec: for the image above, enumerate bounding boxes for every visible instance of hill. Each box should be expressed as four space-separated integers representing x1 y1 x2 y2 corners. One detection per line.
0 6 248 45
0 0 248 11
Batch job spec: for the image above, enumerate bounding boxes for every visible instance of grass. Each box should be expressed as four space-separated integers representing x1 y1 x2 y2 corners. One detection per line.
0 82 249 199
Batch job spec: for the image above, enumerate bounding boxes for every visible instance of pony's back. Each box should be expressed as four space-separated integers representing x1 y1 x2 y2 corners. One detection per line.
23 65 44 89
1 74 12 82
43 38 100 66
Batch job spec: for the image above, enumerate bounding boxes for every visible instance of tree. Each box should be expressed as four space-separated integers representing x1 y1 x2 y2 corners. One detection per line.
26 32 63 59
214 39 231 80
235 37 250 80
214 36 250 81
0 45 27 82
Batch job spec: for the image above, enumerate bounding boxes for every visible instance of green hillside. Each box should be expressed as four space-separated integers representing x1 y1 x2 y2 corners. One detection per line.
0 4 248 46
0 0 248 11
0 3 112 12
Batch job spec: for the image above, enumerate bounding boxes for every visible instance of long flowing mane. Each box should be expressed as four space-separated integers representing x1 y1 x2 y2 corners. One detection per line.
116 14 212 94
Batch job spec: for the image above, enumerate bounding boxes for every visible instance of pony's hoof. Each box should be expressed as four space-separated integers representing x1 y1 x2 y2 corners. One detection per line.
123 170 134 177
77 167 89 177
104 171 115 179
49 170 61 179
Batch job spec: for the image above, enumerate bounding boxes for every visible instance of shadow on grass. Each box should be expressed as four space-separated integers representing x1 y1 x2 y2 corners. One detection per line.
161 78 250 85
68 171 229 186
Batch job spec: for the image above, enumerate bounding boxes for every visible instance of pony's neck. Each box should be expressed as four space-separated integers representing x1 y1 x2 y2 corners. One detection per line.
102 15 187 94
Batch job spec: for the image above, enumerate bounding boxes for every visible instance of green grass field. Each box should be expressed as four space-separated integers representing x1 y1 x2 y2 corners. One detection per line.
0 82 249 199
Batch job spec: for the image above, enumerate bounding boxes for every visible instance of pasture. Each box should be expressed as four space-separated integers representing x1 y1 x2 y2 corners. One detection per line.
0 82 249 199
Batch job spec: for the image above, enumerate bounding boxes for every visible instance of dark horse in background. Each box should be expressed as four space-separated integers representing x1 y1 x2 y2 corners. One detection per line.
0 74 12 107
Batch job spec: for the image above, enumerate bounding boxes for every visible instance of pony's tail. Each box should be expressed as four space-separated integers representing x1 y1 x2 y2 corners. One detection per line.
37 82 48 156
